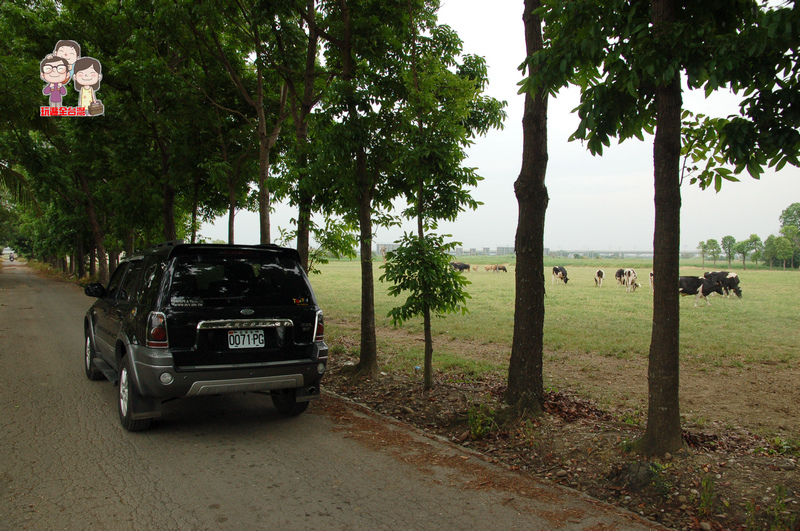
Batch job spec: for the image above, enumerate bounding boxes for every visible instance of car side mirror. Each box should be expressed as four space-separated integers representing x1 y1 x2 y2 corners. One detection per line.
85 283 106 298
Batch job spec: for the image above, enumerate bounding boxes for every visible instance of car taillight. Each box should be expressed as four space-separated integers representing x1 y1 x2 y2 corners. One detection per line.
147 312 168 348
314 311 324 342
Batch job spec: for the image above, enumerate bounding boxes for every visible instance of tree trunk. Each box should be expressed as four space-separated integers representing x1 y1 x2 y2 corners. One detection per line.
125 230 135 256
190 176 199 244
356 159 378 377
293 1 320 272
228 177 236 244
109 249 118 273
423 305 433 390
76 236 86 278
162 180 177 241
338 0 377 377
256 101 288 248
89 244 96 278
506 0 548 414
296 154 312 269
416 171 434 390
252 26 272 246
294 100 314 270
640 0 684 456
257 111 271 245
152 128 176 242
77 171 108 284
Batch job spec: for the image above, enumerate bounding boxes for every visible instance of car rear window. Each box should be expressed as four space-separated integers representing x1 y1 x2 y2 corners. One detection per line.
167 250 313 308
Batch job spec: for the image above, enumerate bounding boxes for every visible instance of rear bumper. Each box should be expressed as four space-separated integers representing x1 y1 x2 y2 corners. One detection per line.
129 343 327 400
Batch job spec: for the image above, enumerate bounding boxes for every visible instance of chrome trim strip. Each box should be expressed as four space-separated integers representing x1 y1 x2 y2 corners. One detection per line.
187 374 304 396
179 359 312 370
197 319 293 330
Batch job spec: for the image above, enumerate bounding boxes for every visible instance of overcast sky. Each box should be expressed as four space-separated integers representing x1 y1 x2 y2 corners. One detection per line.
200 1 800 253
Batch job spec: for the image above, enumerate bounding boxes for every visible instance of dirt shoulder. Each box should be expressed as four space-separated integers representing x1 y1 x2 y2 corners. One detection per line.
322 325 799 531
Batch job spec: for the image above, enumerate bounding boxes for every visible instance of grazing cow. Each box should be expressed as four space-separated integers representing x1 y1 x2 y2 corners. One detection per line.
615 268 625 286
624 268 641 292
703 271 743 298
552 266 569 284
472 265 478 271
485 264 496 272
450 262 470 272
680 276 725 307
594 269 605 287
497 265 508 273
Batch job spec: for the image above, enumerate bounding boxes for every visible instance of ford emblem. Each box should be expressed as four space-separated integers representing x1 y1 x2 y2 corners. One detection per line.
240 308 255 315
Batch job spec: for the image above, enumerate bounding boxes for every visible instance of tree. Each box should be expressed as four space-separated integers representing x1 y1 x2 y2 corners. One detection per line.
506 0 549 414
680 4 800 190
0 189 19 247
780 203 800 229
178 0 292 245
697 240 709 267
380 234 470 390
273 0 332 271
315 0 430 378
706 239 722 266
383 10 505 390
721 235 737 268
775 236 794 269
779 224 799 269
0 0 233 280
763 234 778 269
736 234 762 270
528 0 766 455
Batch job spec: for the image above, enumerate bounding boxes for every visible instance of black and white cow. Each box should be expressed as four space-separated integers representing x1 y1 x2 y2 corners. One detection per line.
649 271 654 291
615 268 625 286
679 276 725 307
624 268 641 292
594 269 605 287
703 271 742 298
552 266 569 284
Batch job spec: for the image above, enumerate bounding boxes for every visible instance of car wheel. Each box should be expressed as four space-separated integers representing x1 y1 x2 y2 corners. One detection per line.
118 356 152 432
84 332 104 381
270 389 309 416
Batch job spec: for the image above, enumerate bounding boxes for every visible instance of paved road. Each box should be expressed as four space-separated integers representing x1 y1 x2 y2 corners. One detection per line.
0 262 663 530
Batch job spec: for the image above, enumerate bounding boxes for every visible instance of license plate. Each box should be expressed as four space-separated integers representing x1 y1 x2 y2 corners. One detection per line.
227 329 265 349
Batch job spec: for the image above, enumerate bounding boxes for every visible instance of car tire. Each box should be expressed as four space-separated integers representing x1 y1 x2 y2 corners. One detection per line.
84 332 104 381
270 389 309 416
118 356 152 432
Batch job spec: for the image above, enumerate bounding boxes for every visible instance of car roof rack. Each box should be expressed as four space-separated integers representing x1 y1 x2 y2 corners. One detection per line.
154 240 185 248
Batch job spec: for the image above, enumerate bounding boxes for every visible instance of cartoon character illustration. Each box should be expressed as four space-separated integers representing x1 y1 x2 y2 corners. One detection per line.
53 40 80 76
72 57 103 115
40 54 71 108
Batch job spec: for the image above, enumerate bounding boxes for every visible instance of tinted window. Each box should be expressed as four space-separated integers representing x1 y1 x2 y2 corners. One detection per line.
118 259 144 302
105 263 129 300
140 257 167 309
168 251 312 308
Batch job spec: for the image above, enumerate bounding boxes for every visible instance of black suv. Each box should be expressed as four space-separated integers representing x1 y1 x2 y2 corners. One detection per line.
83 241 328 431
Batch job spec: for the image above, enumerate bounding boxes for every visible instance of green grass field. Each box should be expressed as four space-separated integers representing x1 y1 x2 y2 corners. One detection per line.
312 258 800 375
